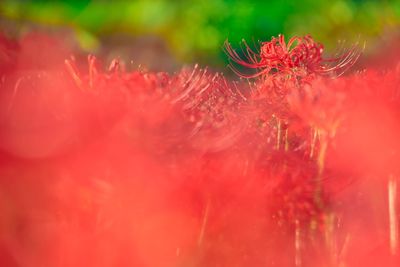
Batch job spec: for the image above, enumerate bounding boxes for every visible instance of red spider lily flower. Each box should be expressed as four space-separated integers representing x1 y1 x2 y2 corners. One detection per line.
2 32 400 267
224 34 362 80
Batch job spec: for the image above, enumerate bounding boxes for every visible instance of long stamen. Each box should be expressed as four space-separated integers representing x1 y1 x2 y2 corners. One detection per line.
276 118 281 150
388 174 398 255
65 59 83 90
198 199 211 247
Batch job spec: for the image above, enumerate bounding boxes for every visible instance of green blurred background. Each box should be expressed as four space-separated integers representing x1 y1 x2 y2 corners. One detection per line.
0 0 399 71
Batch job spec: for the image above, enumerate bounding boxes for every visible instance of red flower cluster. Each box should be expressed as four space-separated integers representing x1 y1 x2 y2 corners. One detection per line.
0 32 399 267
224 34 362 81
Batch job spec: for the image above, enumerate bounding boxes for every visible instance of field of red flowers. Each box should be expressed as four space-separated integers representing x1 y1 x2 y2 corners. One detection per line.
0 32 399 267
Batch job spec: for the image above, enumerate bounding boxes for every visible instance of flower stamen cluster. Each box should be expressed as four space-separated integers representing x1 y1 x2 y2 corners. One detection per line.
224 34 361 80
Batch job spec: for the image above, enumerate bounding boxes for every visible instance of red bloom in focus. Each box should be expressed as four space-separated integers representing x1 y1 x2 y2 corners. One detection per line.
224 34 361 80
